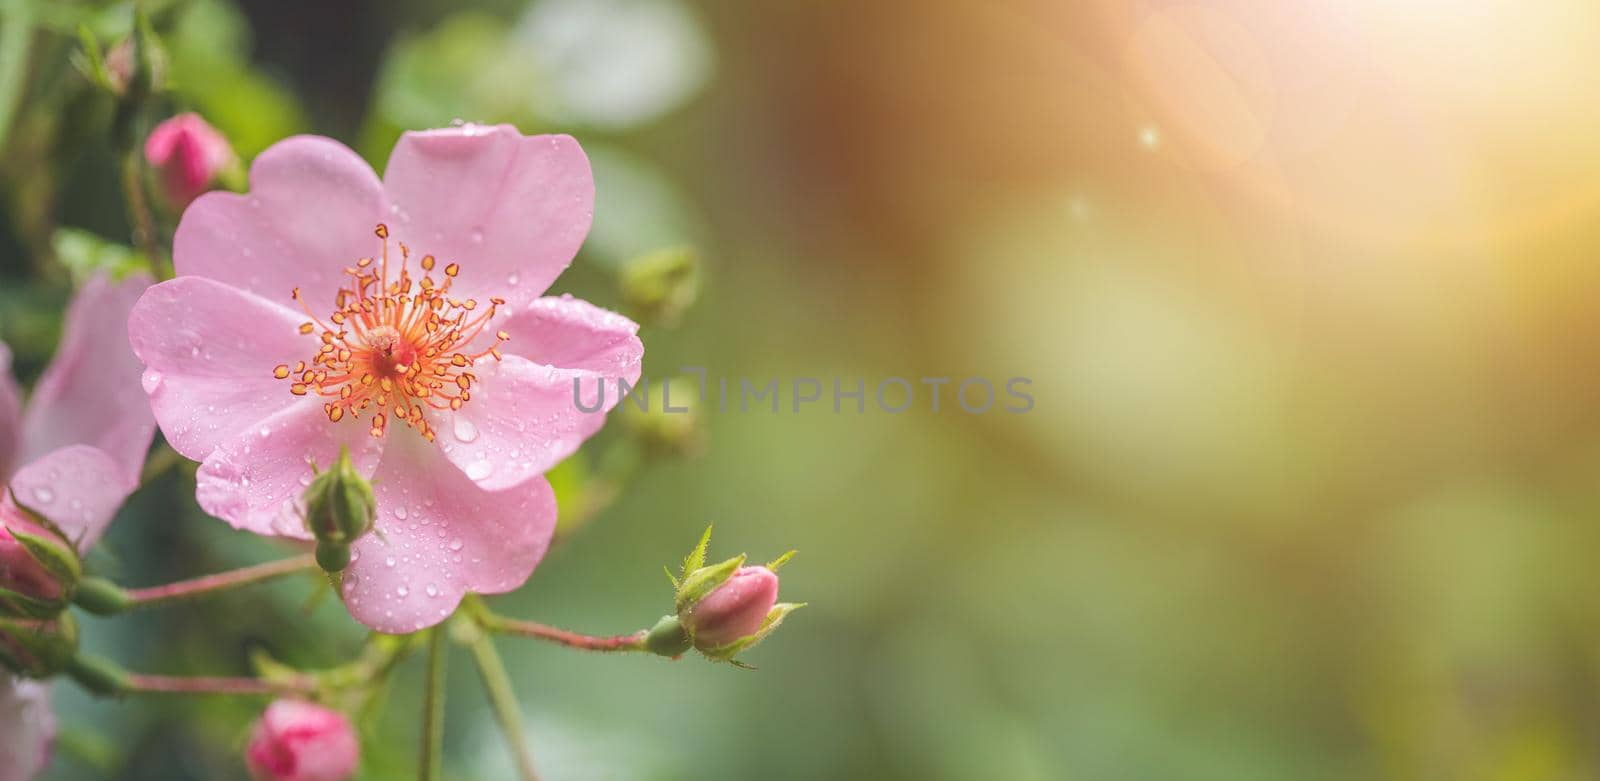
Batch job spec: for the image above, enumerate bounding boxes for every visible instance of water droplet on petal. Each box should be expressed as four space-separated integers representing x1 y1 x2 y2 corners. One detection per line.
425 583 439 597
449 539 464 551
466 460 493 481
453 419 479 443
394 505 408 521
31 486 55 504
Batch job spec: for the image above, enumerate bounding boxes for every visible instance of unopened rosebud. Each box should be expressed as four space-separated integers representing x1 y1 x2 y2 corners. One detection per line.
303 448 375 574
144 112 234 208
246 700 360 781
685 566 779 649
619 246 699 328
663 526 802 664
0 496 81 619
0 613 78 679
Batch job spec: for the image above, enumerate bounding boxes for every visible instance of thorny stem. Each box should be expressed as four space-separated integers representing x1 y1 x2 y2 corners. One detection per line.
465 625 542 781
478 613 648 653
122 554 318 608
419 627 448 781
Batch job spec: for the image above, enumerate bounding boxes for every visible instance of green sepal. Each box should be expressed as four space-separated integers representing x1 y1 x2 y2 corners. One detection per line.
0 585 64 620
766 550 798 571
7 485 77 548
72 24 113 93
10 528 83 586
674 554 745 615
681 524 713 580
0 612 80 678
699 602 806 665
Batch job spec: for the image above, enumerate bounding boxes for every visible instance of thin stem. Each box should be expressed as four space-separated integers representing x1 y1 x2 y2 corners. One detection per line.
123 554 318 608
479 614 647 653
120 150 164 277
467 630 541 781
419 628 447 781
124 673 313 697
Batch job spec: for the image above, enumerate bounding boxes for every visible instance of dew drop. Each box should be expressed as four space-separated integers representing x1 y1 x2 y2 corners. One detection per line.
385 556 397 568
507 273 520 287
466 460 493 480
425 583 439 598
31 486 54 504
394 505 409 521
453 419 479 443
141 370 164 394
396 585 410 597
449 539 464 551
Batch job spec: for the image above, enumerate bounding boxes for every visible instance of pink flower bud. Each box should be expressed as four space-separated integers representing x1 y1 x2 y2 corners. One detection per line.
144 113 233 208
245 700 359 781
0 525 62 603
685 566 779 648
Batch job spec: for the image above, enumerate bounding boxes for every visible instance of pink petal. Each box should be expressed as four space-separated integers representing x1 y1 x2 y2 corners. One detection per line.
343 435 556 634
20 273 155 485
5 445 132 549
129 277 315 462
174 135 386 310
0 676 54 781
381 126 593 308
195 401 383 540
436 352 629 491
499 295 643 376
0 343 20 481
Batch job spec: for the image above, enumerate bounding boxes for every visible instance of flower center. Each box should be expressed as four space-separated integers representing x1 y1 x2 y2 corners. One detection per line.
274 223 509 441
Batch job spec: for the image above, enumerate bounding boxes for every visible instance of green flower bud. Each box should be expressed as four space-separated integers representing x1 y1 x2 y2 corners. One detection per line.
0 613 79 678
302 448 375 574
619 246 699 328
623 377 705 457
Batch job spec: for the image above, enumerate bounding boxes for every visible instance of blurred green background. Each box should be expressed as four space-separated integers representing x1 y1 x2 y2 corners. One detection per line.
7 0 1600 778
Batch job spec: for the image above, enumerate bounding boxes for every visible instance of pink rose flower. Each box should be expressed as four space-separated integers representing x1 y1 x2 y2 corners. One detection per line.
129 125 642 632
686 566 780 648
0 675 55 781
245 700 360 781
144 112 235 207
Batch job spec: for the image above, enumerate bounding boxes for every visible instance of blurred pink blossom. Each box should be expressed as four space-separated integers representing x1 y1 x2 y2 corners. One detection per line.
687 566 780 647
0 675 55 781
144 113 234 207
129 125 642 633
0 273 155 780
245 700 359 781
